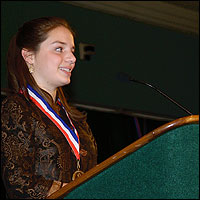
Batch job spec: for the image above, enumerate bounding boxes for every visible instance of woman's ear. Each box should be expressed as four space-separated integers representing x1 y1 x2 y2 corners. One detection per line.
21 48 34 65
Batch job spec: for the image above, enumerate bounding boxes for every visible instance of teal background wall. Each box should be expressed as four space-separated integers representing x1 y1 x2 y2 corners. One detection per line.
1 1 199 119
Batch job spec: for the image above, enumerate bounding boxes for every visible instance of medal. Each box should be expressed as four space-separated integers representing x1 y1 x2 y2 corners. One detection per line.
26 85 84 180
72 160 84 180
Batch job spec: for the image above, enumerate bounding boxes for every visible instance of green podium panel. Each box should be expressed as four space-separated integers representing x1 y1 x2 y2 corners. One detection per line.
48 115 199 199
65 124 199 199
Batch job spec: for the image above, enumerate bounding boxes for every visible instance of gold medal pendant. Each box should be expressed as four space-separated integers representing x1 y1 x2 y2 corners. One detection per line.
72 170 84 180
72 160 84 181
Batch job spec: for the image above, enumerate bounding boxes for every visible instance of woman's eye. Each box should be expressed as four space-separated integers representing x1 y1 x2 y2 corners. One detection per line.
55 47 63 52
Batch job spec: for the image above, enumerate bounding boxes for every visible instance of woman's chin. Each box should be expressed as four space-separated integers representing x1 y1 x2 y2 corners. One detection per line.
61 78 71 86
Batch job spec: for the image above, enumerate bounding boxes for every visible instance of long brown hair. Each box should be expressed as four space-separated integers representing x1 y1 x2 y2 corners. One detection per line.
6 16 86 122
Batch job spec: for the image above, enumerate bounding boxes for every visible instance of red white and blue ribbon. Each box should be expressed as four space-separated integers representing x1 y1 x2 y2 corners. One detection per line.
27 85 80 160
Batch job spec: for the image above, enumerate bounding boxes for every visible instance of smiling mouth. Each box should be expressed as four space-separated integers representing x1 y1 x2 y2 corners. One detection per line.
59 67 72 73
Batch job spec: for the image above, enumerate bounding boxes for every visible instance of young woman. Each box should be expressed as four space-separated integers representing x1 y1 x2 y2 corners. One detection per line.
1 16 97 199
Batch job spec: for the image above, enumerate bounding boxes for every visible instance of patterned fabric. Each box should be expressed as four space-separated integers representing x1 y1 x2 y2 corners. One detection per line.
1 93 97 199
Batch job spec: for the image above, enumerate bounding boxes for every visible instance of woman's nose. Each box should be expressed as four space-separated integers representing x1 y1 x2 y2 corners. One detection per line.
65 52 76 64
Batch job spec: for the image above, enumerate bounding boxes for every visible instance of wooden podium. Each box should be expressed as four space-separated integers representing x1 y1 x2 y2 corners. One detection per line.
47 115 199 199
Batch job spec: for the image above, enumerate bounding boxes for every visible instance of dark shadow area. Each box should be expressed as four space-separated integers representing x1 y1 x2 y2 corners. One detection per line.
80 108 168 163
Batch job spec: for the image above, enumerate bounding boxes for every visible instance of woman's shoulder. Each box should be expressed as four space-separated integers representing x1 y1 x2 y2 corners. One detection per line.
1 93 31 112
2 92 26 103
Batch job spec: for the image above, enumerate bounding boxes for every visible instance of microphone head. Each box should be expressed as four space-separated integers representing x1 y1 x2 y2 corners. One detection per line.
117 72 131 83
117 72 141 83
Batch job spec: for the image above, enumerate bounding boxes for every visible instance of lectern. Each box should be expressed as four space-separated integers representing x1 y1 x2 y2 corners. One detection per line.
47 115 199 199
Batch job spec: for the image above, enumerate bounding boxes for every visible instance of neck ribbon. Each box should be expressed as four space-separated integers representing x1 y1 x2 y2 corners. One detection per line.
27 85 80 160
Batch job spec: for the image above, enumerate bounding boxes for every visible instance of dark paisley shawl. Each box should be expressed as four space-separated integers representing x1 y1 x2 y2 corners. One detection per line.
1 93 97 199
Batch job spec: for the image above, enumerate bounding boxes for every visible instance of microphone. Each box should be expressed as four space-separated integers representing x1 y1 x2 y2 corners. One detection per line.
117 72 193 115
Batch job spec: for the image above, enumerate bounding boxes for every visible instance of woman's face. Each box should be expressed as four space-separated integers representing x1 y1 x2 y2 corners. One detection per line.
30 26 76 92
